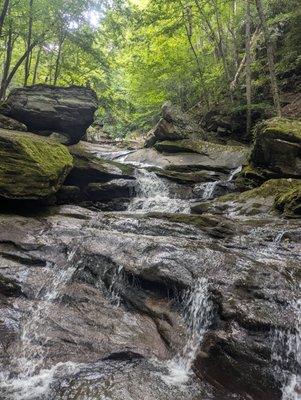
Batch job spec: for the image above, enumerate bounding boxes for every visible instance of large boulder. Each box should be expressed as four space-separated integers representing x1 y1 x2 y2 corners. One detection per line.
0 129 73 200
0 85 98 145
249 118 301 178
144 102 204 147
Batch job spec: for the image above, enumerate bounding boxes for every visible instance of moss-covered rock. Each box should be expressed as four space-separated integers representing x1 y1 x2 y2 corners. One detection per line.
0 129 73 200
274 184 301 217
250 118 301 178
192 179 301 217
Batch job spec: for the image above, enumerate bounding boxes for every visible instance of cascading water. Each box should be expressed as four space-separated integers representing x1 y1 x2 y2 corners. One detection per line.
163 278 212 385
272 285 301 400
198 166 242 201
128 169 190 213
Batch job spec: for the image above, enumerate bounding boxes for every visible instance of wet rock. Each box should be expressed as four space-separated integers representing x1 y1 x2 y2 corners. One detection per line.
0 273 22 297
0 85 98 145
250 118 301 178
191 178 301 217
66 143 134 188
155 140 249 173
85 179 137 201
145 102 204 147
0 114 27 132
0 129 73 200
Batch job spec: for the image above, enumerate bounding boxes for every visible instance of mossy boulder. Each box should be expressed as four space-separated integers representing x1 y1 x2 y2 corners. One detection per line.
274 183 301 217
0 129 73 200
192 179 301 217
250 118 301 178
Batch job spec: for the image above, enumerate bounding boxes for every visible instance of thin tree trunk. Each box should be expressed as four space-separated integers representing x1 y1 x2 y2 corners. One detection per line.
230 28 260 90
24 0 34 86
0 39 38 99
53 33 65 86
179 0 209 107
0 0 10 38
0 20 13 99
245 0 252 137
32 46 41 84
255 0 281 116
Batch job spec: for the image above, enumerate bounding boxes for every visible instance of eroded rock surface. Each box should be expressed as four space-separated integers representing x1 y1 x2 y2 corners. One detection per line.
0 85 98 145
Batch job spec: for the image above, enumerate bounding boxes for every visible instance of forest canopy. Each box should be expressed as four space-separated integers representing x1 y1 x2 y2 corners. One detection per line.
0 0 300 136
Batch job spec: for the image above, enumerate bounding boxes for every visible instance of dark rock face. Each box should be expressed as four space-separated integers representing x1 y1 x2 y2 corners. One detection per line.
250 118 301 178
0 114 27 131
0 85 98 145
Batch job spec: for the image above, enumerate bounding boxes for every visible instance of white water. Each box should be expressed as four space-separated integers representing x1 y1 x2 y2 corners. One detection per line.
163 278 212 385
282 291 301 400
128 169 190 213
272 286 301 400
199 165 242 201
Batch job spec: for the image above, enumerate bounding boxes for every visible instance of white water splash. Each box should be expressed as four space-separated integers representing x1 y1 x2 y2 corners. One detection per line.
272 287 301 400
198 166 242 201
128 169 190 213
0 217 99 399
163 278 212 385
282 294 301 400
227 166 242 182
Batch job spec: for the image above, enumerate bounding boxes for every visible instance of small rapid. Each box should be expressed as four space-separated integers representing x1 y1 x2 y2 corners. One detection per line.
128 169 190 213
163 278 212 385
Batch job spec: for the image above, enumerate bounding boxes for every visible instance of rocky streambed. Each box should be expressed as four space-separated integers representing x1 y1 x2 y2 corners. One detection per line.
0 88 300 400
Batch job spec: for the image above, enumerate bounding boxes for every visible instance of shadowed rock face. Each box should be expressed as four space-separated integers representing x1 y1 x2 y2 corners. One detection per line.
0 85 98 145
0 206 299 399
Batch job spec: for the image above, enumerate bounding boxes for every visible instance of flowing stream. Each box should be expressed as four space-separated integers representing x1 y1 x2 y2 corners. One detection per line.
128 169 190 213
163 278 212 385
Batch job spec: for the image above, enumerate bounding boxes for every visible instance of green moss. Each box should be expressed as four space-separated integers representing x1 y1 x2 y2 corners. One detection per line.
254 118 301 143
274 185 301 216
219 179 300 203
0 129 73 199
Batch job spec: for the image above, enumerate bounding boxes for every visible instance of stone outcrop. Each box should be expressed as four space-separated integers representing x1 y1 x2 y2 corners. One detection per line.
0 129 73 200
0 85 98 145
192 178 301 217
144 102 204 147
249 118 301 178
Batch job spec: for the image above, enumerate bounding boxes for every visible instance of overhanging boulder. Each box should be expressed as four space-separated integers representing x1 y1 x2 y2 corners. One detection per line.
0 85 98 145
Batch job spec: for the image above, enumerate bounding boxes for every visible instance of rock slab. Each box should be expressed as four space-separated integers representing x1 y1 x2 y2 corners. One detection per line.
0 85 98 145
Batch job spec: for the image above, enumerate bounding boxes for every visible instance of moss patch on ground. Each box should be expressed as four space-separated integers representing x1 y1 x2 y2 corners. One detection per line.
253 117 301 143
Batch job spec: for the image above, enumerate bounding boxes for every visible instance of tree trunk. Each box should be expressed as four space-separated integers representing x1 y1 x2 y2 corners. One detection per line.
0 0 10 38
0 20 13 99
32 46 42 84
0 39 38 99
255 0 281 116
53 33 65 86
179 0 209 107
24 0 34 86
245 0 252 137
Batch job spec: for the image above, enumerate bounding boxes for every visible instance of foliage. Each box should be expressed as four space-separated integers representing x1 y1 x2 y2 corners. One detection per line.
0 0 300 137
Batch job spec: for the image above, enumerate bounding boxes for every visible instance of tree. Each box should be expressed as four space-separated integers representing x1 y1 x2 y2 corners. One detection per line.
255 0 282 116
245 0 251 136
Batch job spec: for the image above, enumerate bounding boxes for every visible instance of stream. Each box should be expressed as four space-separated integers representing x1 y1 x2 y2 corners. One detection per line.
0 148 300 400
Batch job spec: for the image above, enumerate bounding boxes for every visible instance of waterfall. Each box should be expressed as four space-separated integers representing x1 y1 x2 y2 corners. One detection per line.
0 218 100 400
272 286 301 400
163 278 212 385
198 165 242 201
128 169 190 213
